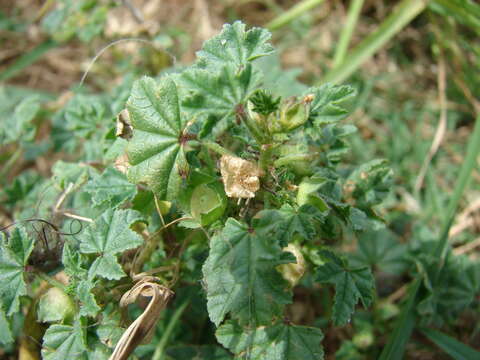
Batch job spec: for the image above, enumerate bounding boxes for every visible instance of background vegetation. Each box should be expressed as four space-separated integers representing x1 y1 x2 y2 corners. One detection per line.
1 0 479 359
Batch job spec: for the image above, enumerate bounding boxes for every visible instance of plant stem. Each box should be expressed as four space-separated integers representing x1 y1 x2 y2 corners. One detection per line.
36 272 67 292
202 141 234 156
259 144 275 174
332 0 365 68
0 40 57 82
0 148 22 179
266 0 326 31
152 299 190 360
274 153 318 167
322 0 428 84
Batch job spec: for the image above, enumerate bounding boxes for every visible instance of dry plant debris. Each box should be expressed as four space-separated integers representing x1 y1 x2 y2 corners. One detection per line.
220 155 261 199
109 277 174 360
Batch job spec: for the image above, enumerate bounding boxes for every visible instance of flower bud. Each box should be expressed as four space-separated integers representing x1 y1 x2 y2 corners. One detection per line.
277 97 310 133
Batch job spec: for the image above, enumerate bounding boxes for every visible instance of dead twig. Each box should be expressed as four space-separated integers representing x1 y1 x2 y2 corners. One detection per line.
454 237 480 256
415 55 447 192
121 0 144 23
449 197 480 238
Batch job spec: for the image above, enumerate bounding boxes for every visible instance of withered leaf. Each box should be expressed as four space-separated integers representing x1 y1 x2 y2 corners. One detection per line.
109 277 173 360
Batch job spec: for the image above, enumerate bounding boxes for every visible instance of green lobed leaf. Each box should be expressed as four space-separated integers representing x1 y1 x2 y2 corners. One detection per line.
347 159 393 207
167 345 232 360
51 160 91 191
0 308 13 345
216 320 324 360
414 249 480 321
41 0 109 43
307 84 356 126
79 209 144 280
77 280 100 317
255 204 320 247
196 21 274 70
316 250 375 325
87 341 112 360
63 94 108 138
126 76 188 201
0 95 40 145
62 242 87 279
253 54 307 97
84 167 137 209
1 170 41 209
96 311 123 349
202 218 294 326
350 228 408 275
177 21 273 137
178 63 261 137
41 319 87 360
0 226 34 316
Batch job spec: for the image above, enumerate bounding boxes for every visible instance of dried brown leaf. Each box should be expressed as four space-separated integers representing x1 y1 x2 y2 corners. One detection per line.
109 278 173 360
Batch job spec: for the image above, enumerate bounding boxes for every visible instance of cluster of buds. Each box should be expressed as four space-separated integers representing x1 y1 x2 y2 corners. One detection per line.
245 92 314 137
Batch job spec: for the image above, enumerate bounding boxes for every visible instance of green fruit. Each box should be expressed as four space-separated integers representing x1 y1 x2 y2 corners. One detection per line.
352 329 374 349
190 182 227 226
278 98 309 132
37 287 75 323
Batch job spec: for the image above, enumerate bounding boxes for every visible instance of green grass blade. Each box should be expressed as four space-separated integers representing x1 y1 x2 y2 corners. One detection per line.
431 0 480 35
380 116 480 359
0 40 57 82
420 328 480 360
332 0 365 68
322 0 427 84
433 115 480 260
379 278 421 360
152 299 190 360
266 0 326 31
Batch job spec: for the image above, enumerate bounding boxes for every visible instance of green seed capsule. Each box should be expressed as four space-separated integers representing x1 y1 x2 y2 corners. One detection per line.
37 287 75 323
277 97 310 133
190 182 227 226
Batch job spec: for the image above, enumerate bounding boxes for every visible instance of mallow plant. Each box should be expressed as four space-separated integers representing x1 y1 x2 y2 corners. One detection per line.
0 21 393 359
